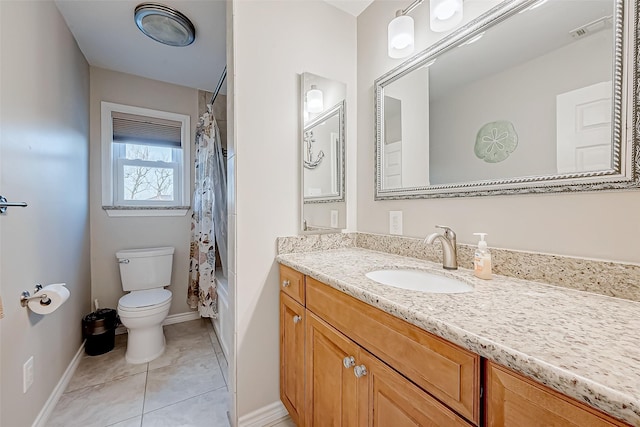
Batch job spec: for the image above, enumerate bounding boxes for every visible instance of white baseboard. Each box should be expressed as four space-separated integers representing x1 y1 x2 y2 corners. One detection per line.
238 401 289 427
115 311 201 335
163 311 201 325
32 342 85 427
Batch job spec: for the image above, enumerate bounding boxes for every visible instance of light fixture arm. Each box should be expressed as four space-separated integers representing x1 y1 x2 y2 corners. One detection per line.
399 0 426 16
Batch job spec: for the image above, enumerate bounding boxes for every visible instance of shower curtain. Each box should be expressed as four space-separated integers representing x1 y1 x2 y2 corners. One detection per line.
188 105 227 318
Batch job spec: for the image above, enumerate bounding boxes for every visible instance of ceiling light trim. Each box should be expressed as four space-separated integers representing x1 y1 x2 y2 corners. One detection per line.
134 3 196 47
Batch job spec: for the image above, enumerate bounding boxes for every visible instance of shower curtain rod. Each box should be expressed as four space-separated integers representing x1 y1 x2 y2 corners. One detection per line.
210 65 227 105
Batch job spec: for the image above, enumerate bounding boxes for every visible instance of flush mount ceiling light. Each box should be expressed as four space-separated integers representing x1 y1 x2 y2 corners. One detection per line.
134 3 196 47
306 85 324 113
430 0 463 32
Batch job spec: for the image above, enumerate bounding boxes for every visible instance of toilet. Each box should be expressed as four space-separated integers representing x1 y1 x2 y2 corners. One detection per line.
116 246 174 364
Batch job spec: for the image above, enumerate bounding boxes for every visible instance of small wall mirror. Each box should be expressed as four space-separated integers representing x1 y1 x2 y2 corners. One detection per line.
301 72 346 232
375 0 638 199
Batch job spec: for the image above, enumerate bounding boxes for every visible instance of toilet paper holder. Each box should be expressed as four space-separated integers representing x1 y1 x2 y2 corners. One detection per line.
20 284 52 308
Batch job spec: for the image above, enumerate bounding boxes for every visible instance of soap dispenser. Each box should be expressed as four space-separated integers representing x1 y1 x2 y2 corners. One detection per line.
473 233 492 280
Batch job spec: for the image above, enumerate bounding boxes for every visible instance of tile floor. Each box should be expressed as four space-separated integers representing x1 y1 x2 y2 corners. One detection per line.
48 319 295 427
48 319 229 427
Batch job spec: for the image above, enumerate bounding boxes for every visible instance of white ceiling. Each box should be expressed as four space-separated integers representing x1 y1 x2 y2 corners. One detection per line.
324 0 374 16
54 0 226 92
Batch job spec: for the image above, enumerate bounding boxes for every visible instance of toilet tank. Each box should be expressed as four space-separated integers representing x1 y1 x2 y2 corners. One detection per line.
116 247 175 291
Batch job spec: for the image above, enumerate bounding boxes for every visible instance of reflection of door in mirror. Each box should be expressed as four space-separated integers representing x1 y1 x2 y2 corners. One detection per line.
301 72 346 233
556 81 612 173
382 67 430 190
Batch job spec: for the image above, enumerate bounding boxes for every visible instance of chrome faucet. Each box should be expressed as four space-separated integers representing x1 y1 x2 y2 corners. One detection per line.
425 225 458 270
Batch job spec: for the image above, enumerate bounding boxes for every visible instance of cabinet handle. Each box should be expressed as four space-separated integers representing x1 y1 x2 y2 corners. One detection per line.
293 315 302 324
343 356 355 369
354 365 368 378
282 279 291 288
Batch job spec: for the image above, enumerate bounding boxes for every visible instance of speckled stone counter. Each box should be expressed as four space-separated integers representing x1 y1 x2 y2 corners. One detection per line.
276 248 640 426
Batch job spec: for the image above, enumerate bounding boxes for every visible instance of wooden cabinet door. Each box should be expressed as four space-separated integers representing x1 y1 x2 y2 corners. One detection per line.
358 349 473 427
305 311 361 427
485 361 630 427
281 293 306 426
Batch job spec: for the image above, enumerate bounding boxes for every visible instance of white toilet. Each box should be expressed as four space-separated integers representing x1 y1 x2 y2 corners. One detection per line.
116 246 174 364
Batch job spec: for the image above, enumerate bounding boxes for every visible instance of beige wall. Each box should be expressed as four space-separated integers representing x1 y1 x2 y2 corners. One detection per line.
232 0 357 418
357 1 640 264
0 2 91 426
89 67 199 315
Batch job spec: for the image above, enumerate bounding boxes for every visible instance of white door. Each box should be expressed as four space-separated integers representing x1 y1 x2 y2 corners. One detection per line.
384 141 403 189
556 81 612 173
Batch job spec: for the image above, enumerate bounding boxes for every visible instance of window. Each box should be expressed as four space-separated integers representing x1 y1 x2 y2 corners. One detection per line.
101 102 190 216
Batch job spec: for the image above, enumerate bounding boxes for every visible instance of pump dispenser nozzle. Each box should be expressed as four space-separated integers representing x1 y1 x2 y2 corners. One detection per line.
473 232 488 249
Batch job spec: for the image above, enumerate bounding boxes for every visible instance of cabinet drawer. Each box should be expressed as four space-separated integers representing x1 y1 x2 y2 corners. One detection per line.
485 361 631 427
306 277 480 425
280 264 305 305
359 348 474 427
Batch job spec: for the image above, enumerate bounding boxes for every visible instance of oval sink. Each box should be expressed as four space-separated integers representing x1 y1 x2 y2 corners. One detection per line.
365 269 473 294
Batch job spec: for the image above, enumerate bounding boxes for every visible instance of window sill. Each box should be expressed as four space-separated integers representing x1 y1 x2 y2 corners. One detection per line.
103 206 191 217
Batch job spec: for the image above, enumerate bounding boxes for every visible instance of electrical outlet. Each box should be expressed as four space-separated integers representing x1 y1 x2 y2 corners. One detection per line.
389 211 403 235
330 210 339 228
23 356 34 393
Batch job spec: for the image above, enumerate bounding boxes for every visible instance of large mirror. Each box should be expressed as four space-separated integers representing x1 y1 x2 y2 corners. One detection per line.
375 0 638 199
301 72 346 232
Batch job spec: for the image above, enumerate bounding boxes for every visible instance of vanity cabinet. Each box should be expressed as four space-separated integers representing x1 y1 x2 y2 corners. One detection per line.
279 266 306 426
484 361 629 427
279 264 478 426
279 264 631 427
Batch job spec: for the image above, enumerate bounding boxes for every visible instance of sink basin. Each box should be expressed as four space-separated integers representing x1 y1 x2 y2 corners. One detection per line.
365 269 473 294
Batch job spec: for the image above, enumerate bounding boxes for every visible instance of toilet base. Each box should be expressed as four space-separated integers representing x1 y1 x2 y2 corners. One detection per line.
124 325 166 364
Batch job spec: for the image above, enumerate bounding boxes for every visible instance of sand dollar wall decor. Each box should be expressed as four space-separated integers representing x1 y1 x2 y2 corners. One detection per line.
474 121 518 163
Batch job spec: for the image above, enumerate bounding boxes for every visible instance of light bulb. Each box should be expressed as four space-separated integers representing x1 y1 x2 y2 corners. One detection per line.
306 85 323 113
430 0 463 32
388 13 414 59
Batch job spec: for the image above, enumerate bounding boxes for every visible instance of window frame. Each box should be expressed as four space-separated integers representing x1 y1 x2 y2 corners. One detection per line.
101 102 191 216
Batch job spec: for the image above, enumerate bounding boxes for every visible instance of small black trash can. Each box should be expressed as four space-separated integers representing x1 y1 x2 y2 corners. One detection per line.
82 309 119 356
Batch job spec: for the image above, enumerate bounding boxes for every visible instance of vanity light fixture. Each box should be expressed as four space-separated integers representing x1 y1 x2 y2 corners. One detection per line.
134 3 196 47
387 0 464 59
306 85 324 113
430 0 463 32
388 10 415 58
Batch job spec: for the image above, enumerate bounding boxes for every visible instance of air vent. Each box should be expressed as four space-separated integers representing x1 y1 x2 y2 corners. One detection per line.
570 15 613 39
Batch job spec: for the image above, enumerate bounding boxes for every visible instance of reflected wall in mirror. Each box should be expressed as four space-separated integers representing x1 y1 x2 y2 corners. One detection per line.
301 72 346 232
375 0 638 199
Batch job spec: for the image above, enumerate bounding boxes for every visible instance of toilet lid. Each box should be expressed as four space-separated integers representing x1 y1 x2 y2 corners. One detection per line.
119 289 172 309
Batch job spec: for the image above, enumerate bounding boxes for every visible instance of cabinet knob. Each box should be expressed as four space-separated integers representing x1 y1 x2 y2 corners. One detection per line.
354 365 368 378
282 279 291 288
343 356 355 369
293 315 302 324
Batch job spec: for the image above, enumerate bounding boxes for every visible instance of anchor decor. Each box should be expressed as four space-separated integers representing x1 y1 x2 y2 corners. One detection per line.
303 130 324 169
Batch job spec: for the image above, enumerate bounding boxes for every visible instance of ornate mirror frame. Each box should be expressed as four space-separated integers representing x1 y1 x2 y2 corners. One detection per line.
374 0 638 199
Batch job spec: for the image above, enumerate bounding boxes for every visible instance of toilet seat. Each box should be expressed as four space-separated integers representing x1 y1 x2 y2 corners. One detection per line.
118 289 172 318
119 289 171 309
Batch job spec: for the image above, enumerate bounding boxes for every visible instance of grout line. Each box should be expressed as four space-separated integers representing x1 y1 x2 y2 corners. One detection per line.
141 385 228 416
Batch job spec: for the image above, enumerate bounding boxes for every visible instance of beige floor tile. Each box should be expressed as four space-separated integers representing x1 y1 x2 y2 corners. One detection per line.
67 348 148 393
144 354 225 413
141 388 230 427
107 416 142 427
163 318 212 340
148 331 216 370
47 372 146 427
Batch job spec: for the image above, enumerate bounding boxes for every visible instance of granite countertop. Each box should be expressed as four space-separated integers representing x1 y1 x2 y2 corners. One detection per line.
276 247 640 426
